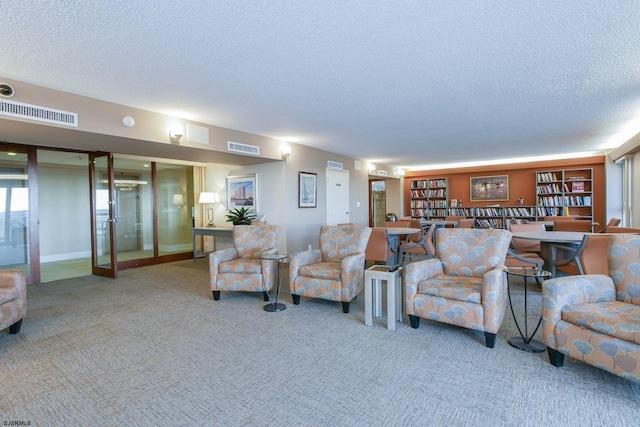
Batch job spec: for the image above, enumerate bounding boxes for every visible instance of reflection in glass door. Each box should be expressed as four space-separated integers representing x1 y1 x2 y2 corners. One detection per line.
0 151 30 275
90 153 117 278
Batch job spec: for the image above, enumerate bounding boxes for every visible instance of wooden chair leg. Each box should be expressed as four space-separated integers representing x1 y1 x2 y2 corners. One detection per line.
263 291 269 301
484 332 497 348
342 301 350 313
8 319 22 334
547 347 565 367
212 291 221 300
409 315 420 328
292 294 300 304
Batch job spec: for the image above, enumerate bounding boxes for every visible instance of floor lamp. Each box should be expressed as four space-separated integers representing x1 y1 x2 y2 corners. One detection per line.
198 192 219 227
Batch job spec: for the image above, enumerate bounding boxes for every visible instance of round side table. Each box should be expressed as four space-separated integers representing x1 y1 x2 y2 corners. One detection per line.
505 266 551 353
260 253 288 312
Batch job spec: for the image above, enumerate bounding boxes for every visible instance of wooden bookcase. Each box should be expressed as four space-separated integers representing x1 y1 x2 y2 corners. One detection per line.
536 168 593 221
409 178 449 219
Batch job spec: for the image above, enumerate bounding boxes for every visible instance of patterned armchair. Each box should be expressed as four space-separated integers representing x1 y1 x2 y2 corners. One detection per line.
209 225 280 300
289 225 372 313
405 228 512 348
0 269 26 334
541 234 640 383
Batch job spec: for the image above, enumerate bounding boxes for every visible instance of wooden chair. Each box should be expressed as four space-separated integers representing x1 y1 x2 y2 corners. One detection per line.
553 219 592 232
365 228 395 266
398 223 436 265
553 234 612 276
456 218 475 228
506 223 546 271
444 216 464 228
597 218 621 233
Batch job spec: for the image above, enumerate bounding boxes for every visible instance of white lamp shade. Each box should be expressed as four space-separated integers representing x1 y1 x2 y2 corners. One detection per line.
198 192 219 204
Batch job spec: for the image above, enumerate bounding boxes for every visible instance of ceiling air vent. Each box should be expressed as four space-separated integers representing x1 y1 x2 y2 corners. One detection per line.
327 161 343 170
0 99 78 127
228 141 260 156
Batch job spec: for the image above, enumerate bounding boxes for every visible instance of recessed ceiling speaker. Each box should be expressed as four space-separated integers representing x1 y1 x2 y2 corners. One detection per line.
0 83 15 98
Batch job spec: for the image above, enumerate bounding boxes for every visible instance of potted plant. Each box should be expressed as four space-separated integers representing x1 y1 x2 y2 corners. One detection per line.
225 207 257 225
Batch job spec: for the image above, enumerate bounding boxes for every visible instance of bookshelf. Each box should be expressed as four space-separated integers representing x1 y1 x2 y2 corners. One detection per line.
536 168 593 221
409 178 449 219
410 205 539 228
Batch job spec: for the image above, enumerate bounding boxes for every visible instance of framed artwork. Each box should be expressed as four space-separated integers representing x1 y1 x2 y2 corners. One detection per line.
298 171 317 208
470 175 509 201
226 174 258 210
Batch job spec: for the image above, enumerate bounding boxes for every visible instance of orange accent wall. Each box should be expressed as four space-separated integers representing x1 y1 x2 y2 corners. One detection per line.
404 156 605 228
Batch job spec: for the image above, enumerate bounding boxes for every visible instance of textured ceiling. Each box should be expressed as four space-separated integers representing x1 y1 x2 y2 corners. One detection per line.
2 1 640 170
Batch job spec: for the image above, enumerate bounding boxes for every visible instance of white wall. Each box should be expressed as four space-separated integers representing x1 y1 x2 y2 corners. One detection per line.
203 144 371 255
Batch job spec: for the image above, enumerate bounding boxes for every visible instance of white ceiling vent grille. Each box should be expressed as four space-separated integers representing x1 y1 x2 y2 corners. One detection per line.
0 99 78 127
228 141 260 156
327 161 344 169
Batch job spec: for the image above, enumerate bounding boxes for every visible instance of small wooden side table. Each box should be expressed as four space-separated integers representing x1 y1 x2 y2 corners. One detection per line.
364 265 403 330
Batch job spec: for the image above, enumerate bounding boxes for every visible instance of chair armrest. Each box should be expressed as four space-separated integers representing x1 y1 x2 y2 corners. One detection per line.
209 248 238 274
0 270 26 302
541 274 616 349
340 252 367 297
481 266 508 333
403 258 444 297
288 250 323 286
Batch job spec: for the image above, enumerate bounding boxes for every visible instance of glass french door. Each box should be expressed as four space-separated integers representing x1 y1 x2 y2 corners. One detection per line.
90 152 117 278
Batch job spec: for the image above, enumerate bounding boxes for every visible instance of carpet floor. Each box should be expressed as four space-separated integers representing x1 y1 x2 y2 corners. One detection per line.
1 259 638 426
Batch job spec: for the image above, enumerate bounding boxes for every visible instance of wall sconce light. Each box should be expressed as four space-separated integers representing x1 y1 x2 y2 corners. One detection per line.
368 163 376 173
281 146 291 160
198 191 219 227
170 125 183 144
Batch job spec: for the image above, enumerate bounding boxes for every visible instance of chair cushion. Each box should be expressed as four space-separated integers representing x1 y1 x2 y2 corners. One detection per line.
0 285 18 305
299 261 341 281
561 301 640 345
219 259 262 274
417 276 483 304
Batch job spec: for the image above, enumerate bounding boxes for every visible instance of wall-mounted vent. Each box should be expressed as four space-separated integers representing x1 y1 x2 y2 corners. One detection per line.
0 99 78 127
327 161 343 170
228 141 260 156
377 170 388 176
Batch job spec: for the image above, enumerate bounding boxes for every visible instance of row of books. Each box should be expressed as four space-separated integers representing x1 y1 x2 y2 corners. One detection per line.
410 200 449 208
410 189 447 198
537 196 592 206
537 182 590 194
536 172 560 182
410 179 447 189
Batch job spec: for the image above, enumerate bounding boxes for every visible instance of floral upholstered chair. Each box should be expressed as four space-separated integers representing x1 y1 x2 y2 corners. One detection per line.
289 225 372 313
404 228 512 348
209 224 280 300
0 269 26 334
541 234 640 383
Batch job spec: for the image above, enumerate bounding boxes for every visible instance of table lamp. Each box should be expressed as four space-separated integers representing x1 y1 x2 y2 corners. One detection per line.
198 192 219 227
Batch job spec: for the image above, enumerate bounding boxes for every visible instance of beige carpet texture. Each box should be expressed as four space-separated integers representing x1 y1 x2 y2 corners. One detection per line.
1 259 638 426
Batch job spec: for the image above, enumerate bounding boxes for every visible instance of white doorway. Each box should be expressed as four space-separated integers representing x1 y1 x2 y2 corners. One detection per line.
326 168 350 225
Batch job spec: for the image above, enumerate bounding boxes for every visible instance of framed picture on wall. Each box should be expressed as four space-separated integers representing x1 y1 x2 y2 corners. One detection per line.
226 174 258 211
470 175 509 201
298 171 317 208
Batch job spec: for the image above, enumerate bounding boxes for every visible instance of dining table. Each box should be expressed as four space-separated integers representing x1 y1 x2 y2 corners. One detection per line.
420 219 460 228
510 231 587 277
375 227 421 266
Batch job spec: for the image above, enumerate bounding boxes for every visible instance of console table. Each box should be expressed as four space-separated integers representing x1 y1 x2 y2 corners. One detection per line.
192 226 234 260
